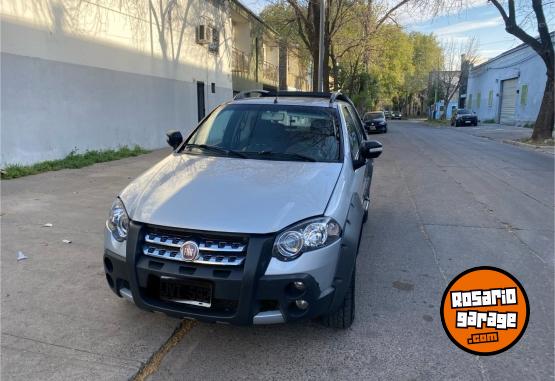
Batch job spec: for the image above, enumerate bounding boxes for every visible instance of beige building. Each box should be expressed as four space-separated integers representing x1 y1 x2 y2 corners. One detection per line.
1 0 310 167
230 1 280 93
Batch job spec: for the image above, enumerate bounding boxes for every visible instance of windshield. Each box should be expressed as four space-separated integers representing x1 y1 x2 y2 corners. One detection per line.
458 109 470 114
365 112 384 120
185 104 341 163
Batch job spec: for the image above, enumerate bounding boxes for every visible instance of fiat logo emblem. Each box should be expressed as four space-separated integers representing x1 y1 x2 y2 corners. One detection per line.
180 241 199 262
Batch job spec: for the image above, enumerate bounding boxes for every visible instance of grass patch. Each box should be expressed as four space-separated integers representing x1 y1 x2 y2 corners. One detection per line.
1 145 150 179
427 118 450 126
483 119 496 124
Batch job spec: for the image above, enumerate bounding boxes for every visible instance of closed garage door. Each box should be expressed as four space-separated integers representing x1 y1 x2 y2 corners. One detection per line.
500 78 517 124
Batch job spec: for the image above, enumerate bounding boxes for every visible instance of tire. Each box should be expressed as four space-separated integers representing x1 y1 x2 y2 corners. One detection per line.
384 126 388 133
473 121 478 126
321 266 356 329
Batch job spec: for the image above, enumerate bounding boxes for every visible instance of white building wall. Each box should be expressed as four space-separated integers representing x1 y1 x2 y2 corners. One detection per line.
466 41 551 126
1 0 234 166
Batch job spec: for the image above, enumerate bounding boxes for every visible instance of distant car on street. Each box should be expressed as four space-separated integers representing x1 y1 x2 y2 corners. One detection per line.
363 111 387 133
451 109 478 126
391 111 402 120
384 110 392 119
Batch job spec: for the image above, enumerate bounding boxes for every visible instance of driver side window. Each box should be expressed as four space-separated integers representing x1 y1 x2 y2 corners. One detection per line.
341 105 361 160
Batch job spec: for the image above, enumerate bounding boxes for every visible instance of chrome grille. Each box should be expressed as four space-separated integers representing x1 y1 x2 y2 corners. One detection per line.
142 231 247 266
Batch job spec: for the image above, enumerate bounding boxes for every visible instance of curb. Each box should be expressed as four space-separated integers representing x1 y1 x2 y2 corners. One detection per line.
502 139 555 155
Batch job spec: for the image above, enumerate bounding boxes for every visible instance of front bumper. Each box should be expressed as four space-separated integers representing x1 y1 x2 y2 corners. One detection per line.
103 222 338 325
366 123 387 133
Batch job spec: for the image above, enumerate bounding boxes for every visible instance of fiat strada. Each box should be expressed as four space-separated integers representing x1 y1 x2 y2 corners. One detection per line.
103 91 383 329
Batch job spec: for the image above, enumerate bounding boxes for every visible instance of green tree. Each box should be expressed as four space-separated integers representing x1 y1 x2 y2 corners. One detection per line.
404 33 443 115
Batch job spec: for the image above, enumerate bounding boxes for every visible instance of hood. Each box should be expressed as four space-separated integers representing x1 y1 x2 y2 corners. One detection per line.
120 153 342 234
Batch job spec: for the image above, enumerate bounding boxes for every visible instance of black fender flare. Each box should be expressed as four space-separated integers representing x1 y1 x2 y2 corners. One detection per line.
329 193 364 312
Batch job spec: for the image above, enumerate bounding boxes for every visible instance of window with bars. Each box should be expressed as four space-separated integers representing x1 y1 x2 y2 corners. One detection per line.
208 28 219 53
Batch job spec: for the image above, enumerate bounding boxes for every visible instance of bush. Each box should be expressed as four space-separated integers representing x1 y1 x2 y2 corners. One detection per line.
1 145 149 179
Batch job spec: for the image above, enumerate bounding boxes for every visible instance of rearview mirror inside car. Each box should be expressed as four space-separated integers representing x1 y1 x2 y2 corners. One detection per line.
166 130 183 150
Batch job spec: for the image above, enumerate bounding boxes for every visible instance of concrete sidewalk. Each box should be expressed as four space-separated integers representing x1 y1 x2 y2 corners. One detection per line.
418 120 554 155
1 149 179 380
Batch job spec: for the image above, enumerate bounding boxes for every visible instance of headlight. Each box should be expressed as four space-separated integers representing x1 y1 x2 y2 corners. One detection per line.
106 198 129 242
274 217 342 260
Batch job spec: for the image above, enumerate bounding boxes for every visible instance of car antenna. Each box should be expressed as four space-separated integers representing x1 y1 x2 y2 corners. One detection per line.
274 90 279 104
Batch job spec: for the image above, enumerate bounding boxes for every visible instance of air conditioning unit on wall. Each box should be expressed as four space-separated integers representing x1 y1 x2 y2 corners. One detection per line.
196 25 212 44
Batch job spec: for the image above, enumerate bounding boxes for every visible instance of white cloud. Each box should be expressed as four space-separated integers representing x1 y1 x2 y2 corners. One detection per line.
433 16 503 36
394 0 487 25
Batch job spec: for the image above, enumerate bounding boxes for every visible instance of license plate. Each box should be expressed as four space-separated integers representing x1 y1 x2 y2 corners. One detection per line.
465 120 471 124
159 277 212 308
370 125 376 130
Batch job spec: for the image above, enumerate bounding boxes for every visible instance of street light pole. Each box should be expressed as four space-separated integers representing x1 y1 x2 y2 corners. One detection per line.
317 0 326 92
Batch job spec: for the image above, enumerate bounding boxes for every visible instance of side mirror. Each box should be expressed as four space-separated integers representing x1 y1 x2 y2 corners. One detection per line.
166 130 183 150
360 140 383 159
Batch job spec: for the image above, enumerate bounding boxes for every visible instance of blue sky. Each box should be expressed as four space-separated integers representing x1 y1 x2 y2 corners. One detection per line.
404 4 555 60
241 1 554 61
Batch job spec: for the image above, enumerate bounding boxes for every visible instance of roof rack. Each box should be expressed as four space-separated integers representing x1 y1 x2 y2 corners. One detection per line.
233 90 271 100
329 90 342 105
233 90 352 105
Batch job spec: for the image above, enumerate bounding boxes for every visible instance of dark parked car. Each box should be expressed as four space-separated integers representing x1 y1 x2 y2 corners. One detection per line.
451 109 478 126
384 110 392 119
391 111 402 120
363 111 387 133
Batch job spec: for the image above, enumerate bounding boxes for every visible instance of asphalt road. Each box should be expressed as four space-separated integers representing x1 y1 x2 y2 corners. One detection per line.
1 120 553 380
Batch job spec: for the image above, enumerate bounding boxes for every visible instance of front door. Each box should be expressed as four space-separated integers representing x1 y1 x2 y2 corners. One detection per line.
197 82 206 122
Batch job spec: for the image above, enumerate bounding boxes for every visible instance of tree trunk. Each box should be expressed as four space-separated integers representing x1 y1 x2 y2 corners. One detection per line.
323 41 330 91
531 70 554 141
309 0 320 92
311 49 319 91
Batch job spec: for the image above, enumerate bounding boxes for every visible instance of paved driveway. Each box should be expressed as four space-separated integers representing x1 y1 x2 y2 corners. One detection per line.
2 121 553 380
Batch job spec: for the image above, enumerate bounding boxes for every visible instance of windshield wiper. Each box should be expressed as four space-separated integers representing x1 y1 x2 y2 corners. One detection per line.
253 150 316 162
184 144 247 158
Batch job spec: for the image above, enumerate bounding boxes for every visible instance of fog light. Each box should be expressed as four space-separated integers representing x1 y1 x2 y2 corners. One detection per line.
293 281 305 291
295 299 309 310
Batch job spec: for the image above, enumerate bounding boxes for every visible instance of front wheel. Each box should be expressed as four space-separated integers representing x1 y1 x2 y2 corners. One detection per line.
321 268 356 329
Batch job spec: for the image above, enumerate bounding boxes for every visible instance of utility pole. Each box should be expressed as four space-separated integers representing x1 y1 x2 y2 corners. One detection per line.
317 0 326 92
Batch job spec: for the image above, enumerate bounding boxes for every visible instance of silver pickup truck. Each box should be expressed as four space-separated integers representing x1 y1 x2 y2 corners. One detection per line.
103 91 382 329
